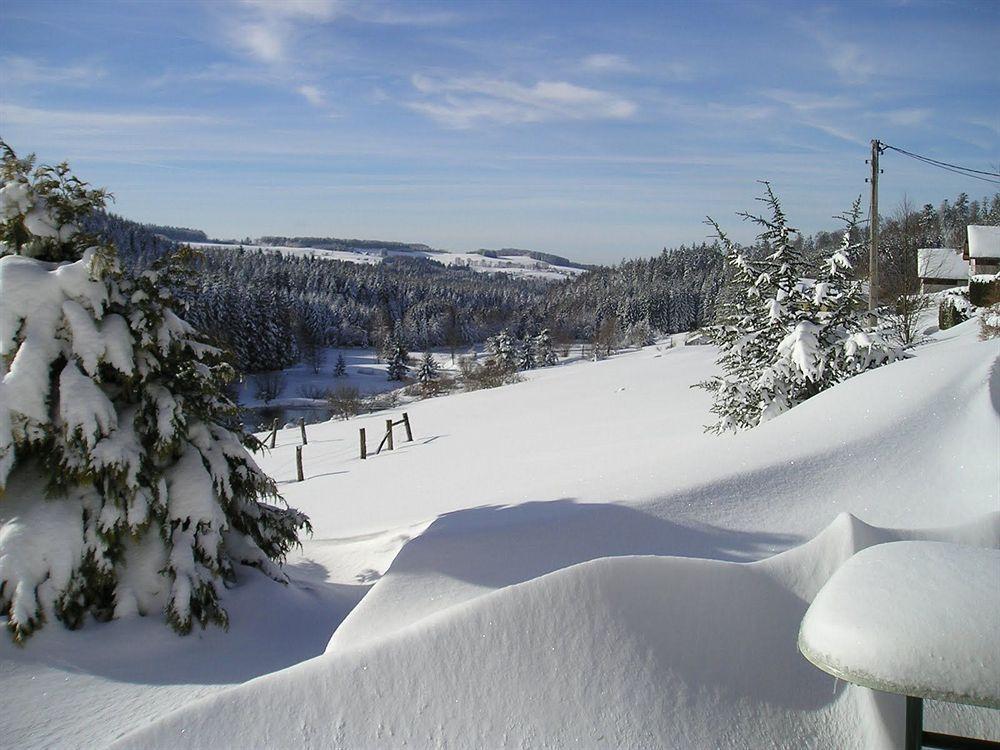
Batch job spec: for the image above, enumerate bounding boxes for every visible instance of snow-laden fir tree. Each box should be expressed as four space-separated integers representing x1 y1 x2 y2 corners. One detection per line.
533 328 558 366
385 336 409 381
333 352 347 377
699 185 900 433
416 351 440 393
0 144 310 642
486 329 518 372
517 334 536 371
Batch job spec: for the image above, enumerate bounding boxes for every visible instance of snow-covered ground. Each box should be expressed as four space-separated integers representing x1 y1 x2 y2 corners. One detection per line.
1 319 998 748
188 241 585 281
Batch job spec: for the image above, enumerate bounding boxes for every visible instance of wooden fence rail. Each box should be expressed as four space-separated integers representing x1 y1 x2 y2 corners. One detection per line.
361 412 414 460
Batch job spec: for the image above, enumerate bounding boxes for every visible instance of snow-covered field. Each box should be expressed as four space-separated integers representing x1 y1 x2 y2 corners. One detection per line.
188 241 585 281
1 319 998 748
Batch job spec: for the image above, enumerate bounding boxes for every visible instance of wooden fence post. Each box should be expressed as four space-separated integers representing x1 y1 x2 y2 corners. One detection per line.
299 417 308 445
269 418 278 449
402 412 413 442
295 446 304 482
359 428 367 460
385 419 394 451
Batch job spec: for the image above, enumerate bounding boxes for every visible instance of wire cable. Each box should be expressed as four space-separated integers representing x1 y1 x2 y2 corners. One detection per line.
882 143 1000 185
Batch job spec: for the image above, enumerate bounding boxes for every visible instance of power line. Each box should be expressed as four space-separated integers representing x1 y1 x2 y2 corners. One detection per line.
882 143 1000 185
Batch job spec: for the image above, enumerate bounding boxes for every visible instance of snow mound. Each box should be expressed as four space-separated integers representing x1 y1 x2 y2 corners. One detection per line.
113 512 999 749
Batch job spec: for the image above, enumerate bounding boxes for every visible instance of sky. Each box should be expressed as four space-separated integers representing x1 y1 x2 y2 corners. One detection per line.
1 0 997 264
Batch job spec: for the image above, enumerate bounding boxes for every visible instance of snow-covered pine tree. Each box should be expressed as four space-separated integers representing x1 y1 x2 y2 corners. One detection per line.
333 352 347 377
533 328 558 366
0 144 309 642
517 333 536 371
700 187 900 433
416 351 440 392
486 329 517 372
386 336 409 381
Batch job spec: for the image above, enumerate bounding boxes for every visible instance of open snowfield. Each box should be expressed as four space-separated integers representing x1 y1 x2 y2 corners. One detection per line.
1 319 998 748
188 241 585 282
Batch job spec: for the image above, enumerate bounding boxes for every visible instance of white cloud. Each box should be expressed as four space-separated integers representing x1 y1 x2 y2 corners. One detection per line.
408 75 637 128
0 103 221 130
826 42 875 85
1 56 106 86
885 108 930 126
297 84 326 105
581 54 636 73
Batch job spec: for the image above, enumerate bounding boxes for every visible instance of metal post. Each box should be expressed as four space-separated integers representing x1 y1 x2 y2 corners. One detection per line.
905 696 922 750
869 138 882 313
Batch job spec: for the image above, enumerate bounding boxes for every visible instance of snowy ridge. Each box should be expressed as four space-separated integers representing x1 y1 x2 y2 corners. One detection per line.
187 241 586 281
113 323 1000 749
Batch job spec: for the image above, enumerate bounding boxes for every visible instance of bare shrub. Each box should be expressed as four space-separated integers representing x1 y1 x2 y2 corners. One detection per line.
296 384 328 400
252 372 286 404
979 303 1000 340
459 358 522 391
327 385 362 420
884 294 931 348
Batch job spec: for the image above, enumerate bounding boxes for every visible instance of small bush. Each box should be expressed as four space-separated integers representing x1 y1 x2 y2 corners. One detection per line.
459 358 522 391
969 277 1000 307
364 390 401 413
296 384 328 400
938 299 967 331
980 303 1000 340
327 385 362 420
252 371 287 404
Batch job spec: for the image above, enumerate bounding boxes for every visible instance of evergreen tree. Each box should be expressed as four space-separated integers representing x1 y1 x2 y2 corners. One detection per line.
700 187 899 433
386 337 409 381
333 352 347 377
533 328 558 366
517 333 536 371
0 144 309 642
416 351 440 390
486 329 518 372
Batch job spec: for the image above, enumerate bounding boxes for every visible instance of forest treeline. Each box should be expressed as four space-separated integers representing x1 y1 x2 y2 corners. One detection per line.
90 189 999 374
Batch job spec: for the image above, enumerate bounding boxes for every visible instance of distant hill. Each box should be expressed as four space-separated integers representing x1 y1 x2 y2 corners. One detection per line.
473 248 594 271
144 224 209 243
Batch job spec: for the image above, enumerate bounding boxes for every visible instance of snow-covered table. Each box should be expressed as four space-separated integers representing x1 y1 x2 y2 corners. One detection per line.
798 541 1000 750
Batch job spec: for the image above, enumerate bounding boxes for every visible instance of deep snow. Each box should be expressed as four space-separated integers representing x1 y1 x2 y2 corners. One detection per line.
1 319 998 748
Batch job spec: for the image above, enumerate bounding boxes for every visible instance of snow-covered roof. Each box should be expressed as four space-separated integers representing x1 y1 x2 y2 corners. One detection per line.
916 248 968 280
967 225 1000 259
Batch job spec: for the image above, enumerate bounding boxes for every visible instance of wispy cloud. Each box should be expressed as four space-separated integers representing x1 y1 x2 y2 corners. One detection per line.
884 108 930 127
0 103 222 130
297 84 326 106
408 74 637 128
1 55 106 86
581 53 636 73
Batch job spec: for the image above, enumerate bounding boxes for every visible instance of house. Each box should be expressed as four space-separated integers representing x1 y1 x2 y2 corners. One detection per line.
916 247 968 293
966 225 1000 277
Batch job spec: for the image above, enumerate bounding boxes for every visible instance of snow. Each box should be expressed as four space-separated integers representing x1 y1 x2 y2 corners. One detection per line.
186 241 585 282
968 225 1000 259
2 319 999 748
917 247 969 279
799 541 1000 708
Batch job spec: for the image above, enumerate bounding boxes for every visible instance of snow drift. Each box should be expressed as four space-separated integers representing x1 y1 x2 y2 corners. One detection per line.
112 323 1000 749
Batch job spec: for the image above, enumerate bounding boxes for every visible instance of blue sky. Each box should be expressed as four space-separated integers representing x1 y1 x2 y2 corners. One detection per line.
1 0 997 263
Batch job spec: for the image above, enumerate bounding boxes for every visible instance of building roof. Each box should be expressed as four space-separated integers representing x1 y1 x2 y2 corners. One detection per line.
917 248 968 280
968 225 1000 259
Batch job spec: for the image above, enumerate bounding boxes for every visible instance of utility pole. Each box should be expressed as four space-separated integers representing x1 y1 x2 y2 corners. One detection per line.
868 139 884 313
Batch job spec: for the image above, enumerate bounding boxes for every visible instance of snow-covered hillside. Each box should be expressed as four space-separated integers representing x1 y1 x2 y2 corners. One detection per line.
187 241 586 281
1 320 997 748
